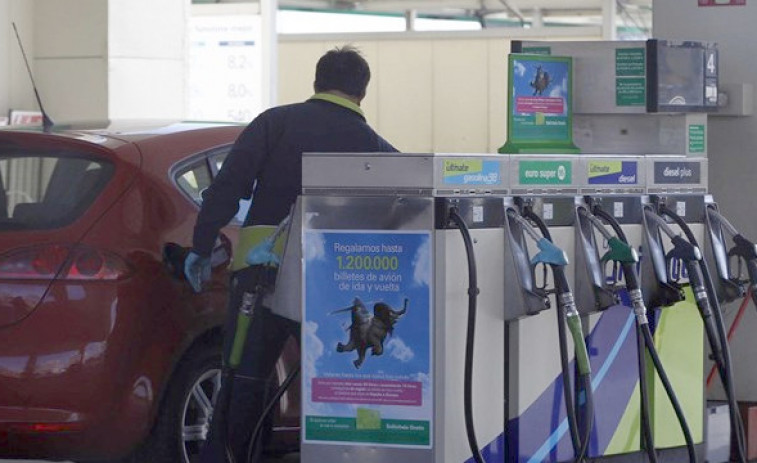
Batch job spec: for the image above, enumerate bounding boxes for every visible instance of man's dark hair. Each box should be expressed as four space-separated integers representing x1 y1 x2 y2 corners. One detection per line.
314 46 371 99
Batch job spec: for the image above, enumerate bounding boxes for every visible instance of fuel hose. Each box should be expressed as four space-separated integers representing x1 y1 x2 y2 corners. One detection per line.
659 204 747 463
591 205 698 463
521 207 592 463
448 208 486 463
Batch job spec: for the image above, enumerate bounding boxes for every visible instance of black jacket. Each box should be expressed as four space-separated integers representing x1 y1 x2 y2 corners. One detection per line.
192 96 398 256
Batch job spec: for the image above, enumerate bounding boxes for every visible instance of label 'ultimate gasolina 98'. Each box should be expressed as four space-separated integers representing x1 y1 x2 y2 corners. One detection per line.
302 230 432 448
442 159 501 186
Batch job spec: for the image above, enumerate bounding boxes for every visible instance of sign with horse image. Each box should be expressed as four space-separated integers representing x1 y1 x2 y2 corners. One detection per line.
302 229 432 447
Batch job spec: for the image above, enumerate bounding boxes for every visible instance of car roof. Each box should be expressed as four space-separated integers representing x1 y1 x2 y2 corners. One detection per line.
0 121 245 170
1 120 243 141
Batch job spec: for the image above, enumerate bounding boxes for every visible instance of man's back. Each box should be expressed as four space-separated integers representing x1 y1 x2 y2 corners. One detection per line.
231 96 396 227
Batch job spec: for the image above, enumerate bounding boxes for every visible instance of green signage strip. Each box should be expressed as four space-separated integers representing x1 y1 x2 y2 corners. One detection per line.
616 48 646 77
523 46 551 55
616 78 646 106
689 124 706 153
306 416 430 446
519 160 573 185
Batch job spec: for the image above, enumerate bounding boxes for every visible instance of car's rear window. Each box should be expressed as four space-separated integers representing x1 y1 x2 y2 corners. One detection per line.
0 151 114 230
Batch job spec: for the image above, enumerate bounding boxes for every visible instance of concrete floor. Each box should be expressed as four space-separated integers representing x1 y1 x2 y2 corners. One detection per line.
2 456 300 463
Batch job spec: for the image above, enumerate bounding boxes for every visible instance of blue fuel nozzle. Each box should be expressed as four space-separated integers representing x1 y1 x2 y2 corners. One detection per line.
531 238 569 267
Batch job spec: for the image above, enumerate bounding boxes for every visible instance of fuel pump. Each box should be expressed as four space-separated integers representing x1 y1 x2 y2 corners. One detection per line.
648 199 747 463
300 152 508 463
639 196 744 462
577 201 697 463
507 200 594 463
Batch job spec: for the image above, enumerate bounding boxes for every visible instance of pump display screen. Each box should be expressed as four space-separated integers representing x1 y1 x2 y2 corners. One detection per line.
648 40 718 112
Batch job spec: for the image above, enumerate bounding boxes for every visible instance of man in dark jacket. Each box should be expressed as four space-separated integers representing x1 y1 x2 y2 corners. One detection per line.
185 46 397 463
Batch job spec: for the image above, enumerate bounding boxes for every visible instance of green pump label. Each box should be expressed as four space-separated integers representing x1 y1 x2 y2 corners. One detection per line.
519 160 572 185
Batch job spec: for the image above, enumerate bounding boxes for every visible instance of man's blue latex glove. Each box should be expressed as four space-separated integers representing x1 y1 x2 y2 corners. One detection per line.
184 251 211 293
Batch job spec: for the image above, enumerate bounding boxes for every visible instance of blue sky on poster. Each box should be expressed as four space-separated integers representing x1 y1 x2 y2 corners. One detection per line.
512 58 569 101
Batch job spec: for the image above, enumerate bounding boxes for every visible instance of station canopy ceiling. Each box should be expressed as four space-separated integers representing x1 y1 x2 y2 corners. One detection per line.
276 0 652 30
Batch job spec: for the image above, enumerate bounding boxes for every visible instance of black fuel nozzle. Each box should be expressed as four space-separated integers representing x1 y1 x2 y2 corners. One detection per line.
667 235 702 263
642 208 686 307
705 206 747 302
732 234 757 292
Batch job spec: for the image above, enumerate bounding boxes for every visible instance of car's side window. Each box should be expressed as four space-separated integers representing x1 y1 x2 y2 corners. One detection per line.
174 146 250 225
176 163 212 204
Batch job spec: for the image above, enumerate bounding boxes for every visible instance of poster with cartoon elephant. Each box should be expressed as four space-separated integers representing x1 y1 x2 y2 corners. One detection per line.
302 229 432 448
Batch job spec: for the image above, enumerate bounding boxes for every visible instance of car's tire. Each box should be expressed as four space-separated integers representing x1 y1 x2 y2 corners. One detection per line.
135 340 222 463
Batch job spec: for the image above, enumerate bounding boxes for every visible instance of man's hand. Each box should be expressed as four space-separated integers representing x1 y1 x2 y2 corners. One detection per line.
184 251 211 293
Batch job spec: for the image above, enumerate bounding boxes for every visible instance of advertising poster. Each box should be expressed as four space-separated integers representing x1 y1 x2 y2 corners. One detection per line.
500 54 578 153
511 56 570 141
302 230 432 448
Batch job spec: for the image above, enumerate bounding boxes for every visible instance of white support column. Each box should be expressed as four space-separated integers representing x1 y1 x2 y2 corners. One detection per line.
261 0 278 108
602 0 617 40
405 9 417 32
0 0 10 119
107 0 188 119
532 8 543 28
30 0 186 122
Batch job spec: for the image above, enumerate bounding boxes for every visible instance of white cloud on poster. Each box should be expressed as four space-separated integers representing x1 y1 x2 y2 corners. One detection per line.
386 337 414 362
304 231 326 261
412 237 431 287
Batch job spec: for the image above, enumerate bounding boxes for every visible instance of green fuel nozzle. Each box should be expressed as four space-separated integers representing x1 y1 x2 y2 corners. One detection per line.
602 236 639 265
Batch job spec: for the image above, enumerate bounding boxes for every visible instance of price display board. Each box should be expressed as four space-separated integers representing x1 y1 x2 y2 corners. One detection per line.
187 15 263 122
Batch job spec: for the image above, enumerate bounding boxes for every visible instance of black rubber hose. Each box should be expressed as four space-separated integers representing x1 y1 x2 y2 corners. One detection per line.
636 323 658 463
246 365 301 463
522 207 591 463
591 206 663 463
521 210 581 451
660 205 747 463
220 367 238 463
521 209 580 452
449 209 486 463
640 323 698 463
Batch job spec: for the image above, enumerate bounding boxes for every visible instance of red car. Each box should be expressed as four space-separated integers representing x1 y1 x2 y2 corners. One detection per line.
0 122 300 462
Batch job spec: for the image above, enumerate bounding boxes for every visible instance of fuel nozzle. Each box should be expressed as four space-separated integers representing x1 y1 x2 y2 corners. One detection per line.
602 237 639 265
642 208 686 307
731 234 757 295
532 237 569 267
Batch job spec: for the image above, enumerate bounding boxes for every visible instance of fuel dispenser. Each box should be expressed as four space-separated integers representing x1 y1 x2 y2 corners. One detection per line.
637 156 721 461
573 155 701 463
299 152 509 463
573 156 648 460
508 36 721 461
504 155 600 462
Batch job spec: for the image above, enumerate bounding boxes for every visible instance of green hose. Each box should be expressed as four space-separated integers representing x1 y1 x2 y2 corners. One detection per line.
567 312 591 376
229 313 252 369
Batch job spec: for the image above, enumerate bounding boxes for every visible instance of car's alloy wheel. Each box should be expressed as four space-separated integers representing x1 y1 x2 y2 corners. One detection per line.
134 343 222 463
181 366 222 463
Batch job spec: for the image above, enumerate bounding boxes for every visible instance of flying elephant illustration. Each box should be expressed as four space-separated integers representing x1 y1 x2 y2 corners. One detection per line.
331 297 409 369
530 65 551 96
